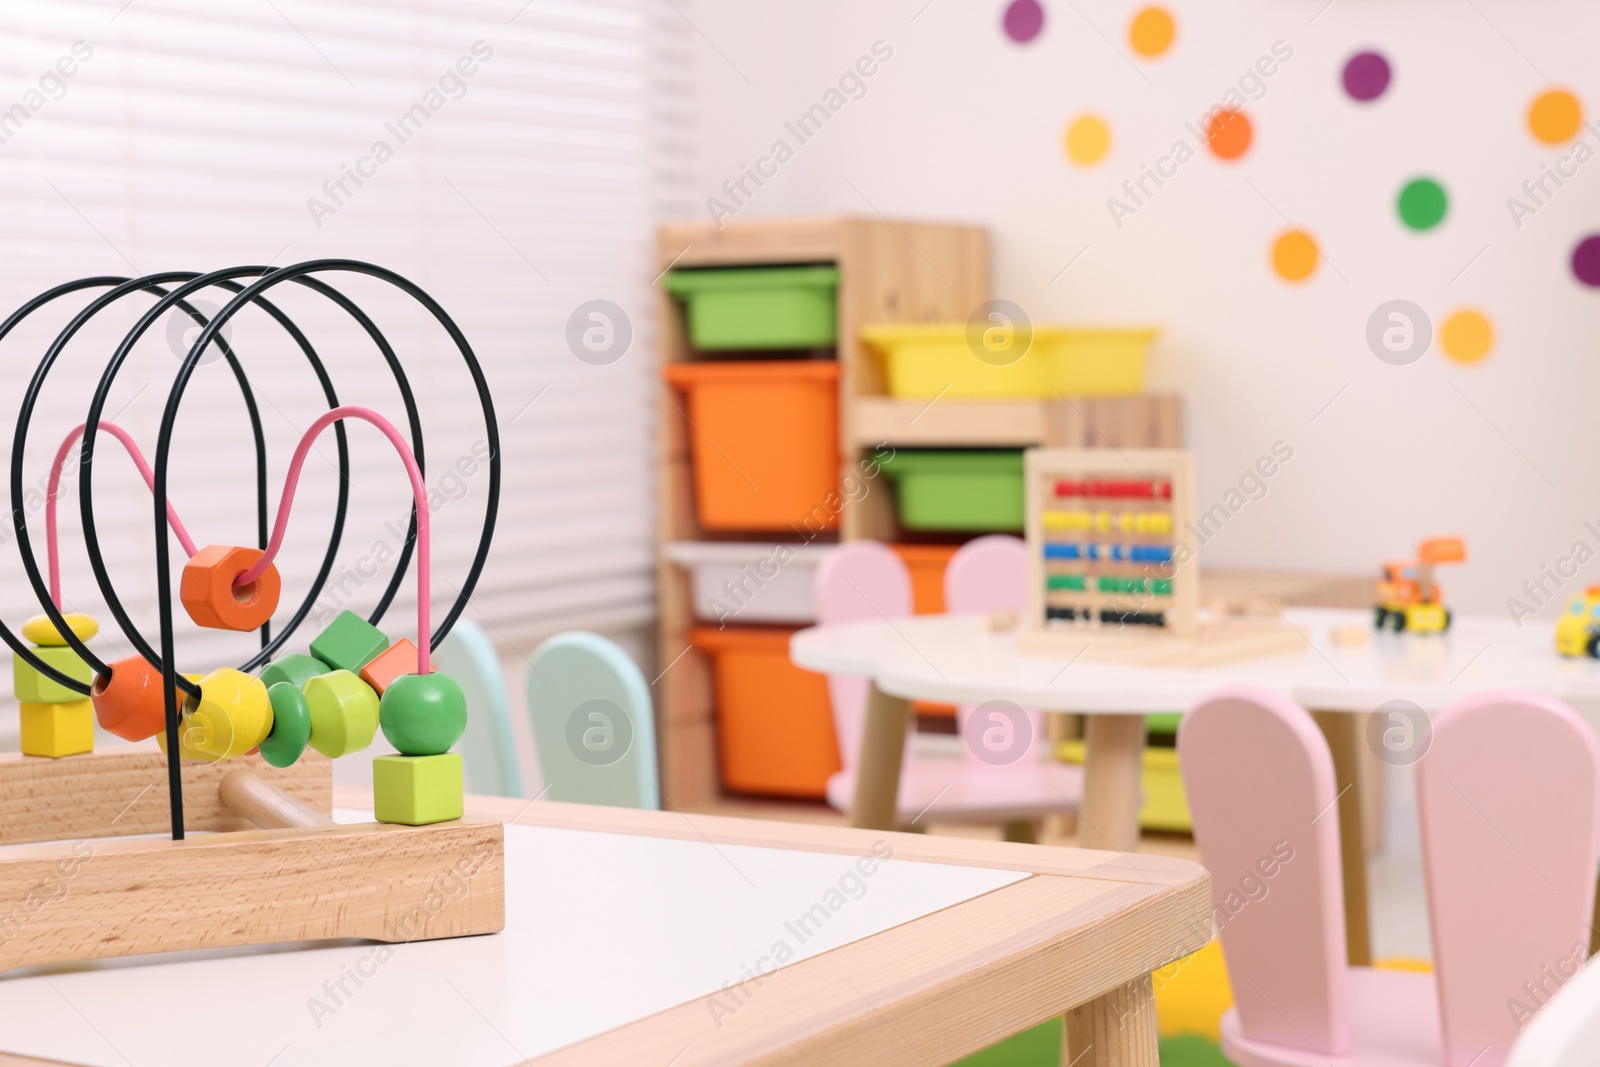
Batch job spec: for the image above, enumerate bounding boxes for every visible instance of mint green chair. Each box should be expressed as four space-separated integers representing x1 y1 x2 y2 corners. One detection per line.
526 631 659 810
436 619 523 797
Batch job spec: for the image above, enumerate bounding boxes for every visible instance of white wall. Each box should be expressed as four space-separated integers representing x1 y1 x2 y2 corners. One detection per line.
678 0 1600 619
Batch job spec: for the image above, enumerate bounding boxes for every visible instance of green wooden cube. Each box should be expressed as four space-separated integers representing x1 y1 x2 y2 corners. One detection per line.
373 753 463 825
309 611 389 674
303 670 379 758
14 646 93 704
259 652 330 690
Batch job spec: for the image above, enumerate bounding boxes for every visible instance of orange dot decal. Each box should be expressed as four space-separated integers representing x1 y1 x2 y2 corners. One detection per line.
1129 7 1176 58
1206 108 1252 160
1441 308 1494 364
1528 89 1583 145
1063 114 1111 166
1271 230 1319 282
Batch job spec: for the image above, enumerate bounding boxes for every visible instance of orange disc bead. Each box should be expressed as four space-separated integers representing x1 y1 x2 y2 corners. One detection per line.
91 656 171 741
180 545 281 632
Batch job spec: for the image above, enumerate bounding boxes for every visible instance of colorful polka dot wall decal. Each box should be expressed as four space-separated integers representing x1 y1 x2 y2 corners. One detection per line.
1003 0 1044 43
1342 51 1391 102
1528 89 1583 145
1397 177 1448 231
1440 309 1494 364
1129 7 1175 58
1271 230 1319 282
1573 235 1600 287
1063 114 1111 166
1206 109 1252 160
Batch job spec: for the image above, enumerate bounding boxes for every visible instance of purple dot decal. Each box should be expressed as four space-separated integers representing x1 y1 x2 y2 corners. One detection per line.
1343 51 1391 102
1003 0 1044 43
1573 235 1600 287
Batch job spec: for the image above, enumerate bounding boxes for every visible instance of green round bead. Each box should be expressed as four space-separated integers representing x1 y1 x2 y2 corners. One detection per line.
259 681 312 768
379 671 467 757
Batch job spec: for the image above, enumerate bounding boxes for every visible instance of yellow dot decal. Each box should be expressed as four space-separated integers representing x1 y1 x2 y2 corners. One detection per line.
1271 230 1319 282
1529 89 1583 145
1441 308 1494 364
1129 7 1176 58
1063 114 1111 166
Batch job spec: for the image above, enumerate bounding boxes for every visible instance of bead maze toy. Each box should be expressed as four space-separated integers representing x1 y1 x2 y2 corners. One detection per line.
0 262 504 971
1016 448 1303 666
1373 536 1466 634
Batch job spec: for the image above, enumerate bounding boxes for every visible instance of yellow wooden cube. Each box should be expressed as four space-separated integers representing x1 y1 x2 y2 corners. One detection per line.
20 700 94 758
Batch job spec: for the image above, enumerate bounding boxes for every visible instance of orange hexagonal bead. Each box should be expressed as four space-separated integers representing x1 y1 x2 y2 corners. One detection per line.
180 545 281 632
91 656 169 741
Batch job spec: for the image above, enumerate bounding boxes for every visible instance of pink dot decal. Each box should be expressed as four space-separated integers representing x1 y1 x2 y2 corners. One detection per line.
1573 235 1600 287
1342 51 1391 102
1003 0 1044 43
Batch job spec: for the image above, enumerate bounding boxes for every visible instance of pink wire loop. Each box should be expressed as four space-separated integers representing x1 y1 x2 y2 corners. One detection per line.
236 406 431 674
47 422 199 609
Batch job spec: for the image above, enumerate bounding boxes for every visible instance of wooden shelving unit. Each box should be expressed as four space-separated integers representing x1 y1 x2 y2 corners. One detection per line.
654 216 1182 811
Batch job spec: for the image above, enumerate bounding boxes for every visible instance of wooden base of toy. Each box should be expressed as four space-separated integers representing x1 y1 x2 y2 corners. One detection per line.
0 746 504 973
1015 617 1307 668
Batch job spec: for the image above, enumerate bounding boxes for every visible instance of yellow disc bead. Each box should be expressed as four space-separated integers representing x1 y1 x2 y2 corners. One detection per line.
22 612 99 646
182 668 273 761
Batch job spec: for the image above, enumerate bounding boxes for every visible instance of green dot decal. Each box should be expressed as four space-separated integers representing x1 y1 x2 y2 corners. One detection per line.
1398 178 1448 231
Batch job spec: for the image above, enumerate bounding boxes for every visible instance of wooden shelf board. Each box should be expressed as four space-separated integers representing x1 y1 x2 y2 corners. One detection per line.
852 397 1051 447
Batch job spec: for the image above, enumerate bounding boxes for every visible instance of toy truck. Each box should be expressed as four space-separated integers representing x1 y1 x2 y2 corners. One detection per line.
1374 537 1466 634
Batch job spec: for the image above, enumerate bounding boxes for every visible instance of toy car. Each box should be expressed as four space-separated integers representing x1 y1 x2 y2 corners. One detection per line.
1374 537 1465 634
1555 586 1600 657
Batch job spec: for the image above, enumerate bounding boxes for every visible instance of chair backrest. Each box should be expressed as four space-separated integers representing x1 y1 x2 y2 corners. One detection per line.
435 619 524 798
1179 685 1350 1056
1417 691 1600 1065
1508 955 1600 1067
944 534 1029 616
944 535 1042 767
526 631 659 810
813 541 913 771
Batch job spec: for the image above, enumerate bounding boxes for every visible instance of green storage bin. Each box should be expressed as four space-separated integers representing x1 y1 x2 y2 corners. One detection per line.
877 450 1024 532
664 266 839 350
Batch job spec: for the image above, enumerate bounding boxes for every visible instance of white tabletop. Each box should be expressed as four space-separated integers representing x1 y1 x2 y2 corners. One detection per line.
792 608 1600 714
0 810 1025 1067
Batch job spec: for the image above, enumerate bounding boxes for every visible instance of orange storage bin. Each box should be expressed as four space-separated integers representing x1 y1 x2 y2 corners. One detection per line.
690 625 842 798
662 361 841 532
891 543 958 614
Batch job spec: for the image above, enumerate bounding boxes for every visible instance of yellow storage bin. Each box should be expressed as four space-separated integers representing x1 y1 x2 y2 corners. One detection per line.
1057 739 1190 831
862 323 1159 399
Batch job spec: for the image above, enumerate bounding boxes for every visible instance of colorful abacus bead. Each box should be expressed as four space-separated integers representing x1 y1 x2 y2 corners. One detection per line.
91 655 168 741
378 671 467 757
310 611 389 674
303 670 379 758
182 668 274 761
359 638 423 696
180 545 282 632
373 753 463 826
20 702 94 758
260 682 312 768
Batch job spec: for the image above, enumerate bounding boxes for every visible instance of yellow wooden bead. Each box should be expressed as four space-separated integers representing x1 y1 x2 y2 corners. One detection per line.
181 668 274 761
155 674 220 761
20 700 94 758
21 612 99 646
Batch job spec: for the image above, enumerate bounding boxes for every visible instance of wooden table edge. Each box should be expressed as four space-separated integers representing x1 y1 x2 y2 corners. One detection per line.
332 786 1207 888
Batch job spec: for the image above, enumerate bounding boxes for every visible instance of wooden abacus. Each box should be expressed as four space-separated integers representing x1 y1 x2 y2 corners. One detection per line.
1016 448 1303 666
0 262 504 973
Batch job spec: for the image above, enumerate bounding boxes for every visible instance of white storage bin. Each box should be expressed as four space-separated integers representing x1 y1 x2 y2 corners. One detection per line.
664 541 832 624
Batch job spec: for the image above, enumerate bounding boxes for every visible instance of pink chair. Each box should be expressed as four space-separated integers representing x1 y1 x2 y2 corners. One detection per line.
1180 686 1600 1067
815 538 1081 839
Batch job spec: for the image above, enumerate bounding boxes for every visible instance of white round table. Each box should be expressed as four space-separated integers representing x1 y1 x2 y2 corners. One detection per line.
792 606 1597 963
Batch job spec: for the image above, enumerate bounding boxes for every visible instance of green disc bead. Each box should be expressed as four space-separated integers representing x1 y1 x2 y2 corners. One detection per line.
260 681 312 768
304 670 380 758
379 671 468 757
259 652 331 691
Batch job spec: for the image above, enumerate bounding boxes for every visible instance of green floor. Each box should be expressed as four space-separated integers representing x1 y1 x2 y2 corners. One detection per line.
953 1020 1232 1066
